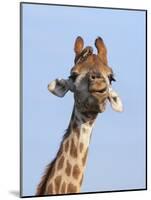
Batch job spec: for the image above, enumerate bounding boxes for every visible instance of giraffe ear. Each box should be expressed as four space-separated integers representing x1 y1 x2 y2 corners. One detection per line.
74 36 84 56
108 89 123 112
48 79 70 97
95 37 108 65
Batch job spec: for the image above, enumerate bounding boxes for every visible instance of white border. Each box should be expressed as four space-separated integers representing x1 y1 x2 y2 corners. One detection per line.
0 0 150 199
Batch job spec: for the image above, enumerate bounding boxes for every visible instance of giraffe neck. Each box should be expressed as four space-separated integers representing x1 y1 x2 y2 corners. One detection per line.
67 106 98 154
37 106 98 195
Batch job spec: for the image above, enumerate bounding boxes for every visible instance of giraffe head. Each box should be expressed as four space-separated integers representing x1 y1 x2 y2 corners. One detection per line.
48 36 123 114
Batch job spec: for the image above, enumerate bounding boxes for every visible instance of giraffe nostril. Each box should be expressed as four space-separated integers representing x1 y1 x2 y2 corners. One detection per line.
90 72 101 81
91 75 96 80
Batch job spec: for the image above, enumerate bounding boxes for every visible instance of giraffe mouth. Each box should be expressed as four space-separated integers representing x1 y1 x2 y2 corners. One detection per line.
90 87 107 95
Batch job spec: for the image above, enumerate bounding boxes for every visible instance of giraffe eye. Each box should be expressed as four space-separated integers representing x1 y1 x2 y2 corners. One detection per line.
69 72 79 81
108 74 116 84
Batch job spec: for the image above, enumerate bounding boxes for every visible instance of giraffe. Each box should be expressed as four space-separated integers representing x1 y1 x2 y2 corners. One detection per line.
36 36 123 196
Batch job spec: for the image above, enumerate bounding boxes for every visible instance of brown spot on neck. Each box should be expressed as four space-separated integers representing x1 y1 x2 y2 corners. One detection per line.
79 142 84 153
72 164 81 179
65 160 72 176
54 176 62 194
70 138 78 158
64 140 69 153
57 155 65 170
61 181 66 193
67 183 77 193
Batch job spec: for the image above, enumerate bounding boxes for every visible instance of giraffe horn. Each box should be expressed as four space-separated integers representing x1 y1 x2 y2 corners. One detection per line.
74 36 84 56
95 37 108 65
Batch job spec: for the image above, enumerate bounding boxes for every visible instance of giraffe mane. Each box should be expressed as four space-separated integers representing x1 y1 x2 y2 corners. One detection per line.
36 159 56 195
36 127 71 195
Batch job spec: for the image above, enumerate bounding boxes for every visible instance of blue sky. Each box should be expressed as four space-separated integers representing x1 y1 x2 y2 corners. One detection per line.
22 3 146 196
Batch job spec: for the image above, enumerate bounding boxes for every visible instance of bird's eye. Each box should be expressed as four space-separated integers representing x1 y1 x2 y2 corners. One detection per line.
68 72 79 81
108 74 116 84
